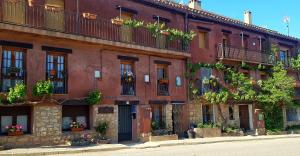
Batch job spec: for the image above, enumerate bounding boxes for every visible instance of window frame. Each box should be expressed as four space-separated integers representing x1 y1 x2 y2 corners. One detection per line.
1 46 27 92
229 106 235 120
199 31 208 49
46 52 68 94
120 60 135 96
0 106 31 134
202 105 214 124
62 105 90 131
157 64 169 96
150 104 166 130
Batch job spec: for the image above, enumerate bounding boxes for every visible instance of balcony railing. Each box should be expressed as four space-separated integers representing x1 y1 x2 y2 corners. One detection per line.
0 0 188 52
217 44 276 65
157 80 169 96
121 76 135 96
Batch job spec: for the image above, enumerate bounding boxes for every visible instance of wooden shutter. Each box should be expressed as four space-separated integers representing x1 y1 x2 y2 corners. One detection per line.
199 32 206 49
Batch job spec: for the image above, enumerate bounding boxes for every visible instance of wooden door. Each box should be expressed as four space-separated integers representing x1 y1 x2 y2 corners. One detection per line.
118 105 132 142
3 0 25 24
44 0 64 31
172 104 189 137
239 105 250 130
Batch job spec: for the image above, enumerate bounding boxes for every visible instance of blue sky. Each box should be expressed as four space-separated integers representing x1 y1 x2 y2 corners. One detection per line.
178 0 299 38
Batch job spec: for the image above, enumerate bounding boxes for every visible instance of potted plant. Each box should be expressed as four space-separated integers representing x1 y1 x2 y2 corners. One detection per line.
122 71 134 83
70 122 85 132
146 22 166 38
161 30 170 36
123 19 144 28
7 66 20 75
32 80 53 100
6 125 23 136
95 121 109 143
111 17 124 26
86 90 102 105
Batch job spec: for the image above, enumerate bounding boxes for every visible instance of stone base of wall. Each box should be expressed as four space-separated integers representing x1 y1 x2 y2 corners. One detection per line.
194 128 221 138
188 102 202 125
0 131 100 149
165 104 173 132
149 134 178 142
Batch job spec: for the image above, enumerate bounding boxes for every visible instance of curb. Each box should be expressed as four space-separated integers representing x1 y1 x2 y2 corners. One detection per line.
1 135 300 156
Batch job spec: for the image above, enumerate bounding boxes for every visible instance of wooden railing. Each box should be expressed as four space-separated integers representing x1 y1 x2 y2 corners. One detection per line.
0 0 188 53
217 44 276 65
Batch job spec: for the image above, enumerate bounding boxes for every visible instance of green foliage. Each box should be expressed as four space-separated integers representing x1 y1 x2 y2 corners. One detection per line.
257 63 295 108
197 122 220 128
151 121 166 130
204 89 230 105
264 105 284 130
241 61 250 70
95 121 108 136
290 54 300 70
266 128 283 135
86 90 102 105
32 80 53 97
7 83 26 104
123 19 144 28
146 22 166 38
224 125 240 133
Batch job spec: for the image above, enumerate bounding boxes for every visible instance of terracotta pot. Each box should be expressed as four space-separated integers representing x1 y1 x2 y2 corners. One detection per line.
71 127 84 132
161 30 170 36
50 69 56 76
8 131 23 136
159 79 169 84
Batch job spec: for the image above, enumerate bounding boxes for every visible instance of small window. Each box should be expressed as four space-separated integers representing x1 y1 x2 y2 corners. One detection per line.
0 106 31 134
200 67 212 95
157 64 169 96
286 108 300 121
202 105 214 124
229 106 234 120
62 105 90 131
120 61 135 95
199 32 208 49
279 50 288 64
46 52 67 94
151 104 166 130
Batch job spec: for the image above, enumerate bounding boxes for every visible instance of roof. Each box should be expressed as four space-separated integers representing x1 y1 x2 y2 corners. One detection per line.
150 0 300 43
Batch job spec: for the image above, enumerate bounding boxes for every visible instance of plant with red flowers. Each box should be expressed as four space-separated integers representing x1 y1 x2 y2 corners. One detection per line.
70 122 85 132
6 124 23 136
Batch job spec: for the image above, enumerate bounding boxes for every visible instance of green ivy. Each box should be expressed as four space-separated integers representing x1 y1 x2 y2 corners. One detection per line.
95 121 108 137
7 83 26 104
32 80 53 97
86 90 102 105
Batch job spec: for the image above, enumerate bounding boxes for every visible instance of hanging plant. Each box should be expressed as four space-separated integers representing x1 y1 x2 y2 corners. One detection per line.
32 80 53 98
146 22 166 38
7 83 26 104
123 19 144 28
257 64 266 71
86 90 102 105
241 61 250 70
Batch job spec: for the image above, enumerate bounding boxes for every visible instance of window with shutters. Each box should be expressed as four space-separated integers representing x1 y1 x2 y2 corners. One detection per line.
199 31 208 49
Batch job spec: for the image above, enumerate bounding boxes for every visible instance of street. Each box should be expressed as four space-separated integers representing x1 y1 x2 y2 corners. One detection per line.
53 137 300 156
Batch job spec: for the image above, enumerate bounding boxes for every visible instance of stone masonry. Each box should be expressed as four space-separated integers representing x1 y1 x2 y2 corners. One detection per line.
165 104 173 132
92 105 118 143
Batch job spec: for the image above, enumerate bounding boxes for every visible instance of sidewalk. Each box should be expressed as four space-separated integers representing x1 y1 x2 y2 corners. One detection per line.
1 134 300 156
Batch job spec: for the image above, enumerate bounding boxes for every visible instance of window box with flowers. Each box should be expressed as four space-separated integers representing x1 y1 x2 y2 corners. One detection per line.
70 122 85 132
159 79 169 84
6 125 23 136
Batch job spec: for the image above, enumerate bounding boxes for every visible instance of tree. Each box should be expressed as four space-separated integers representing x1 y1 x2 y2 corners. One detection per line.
257 63 296 130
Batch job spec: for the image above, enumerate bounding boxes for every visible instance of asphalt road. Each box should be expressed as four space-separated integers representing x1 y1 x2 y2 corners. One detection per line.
53 137 300 156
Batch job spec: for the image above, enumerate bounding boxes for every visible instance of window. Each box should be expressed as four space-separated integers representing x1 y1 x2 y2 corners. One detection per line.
151 104 166 129
0 106 31 134
200 67 212 95
62 105 89 131
202 105 214 124
46 53 67 94
121 61 135 95
157 64 169 96
286 108 300 121
279 50 288 64
199 32 208 49
1 47 26 92
229 106 234 120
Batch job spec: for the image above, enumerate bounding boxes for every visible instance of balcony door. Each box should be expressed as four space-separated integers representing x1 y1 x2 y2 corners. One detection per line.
44 0 64 31
3 0 25 24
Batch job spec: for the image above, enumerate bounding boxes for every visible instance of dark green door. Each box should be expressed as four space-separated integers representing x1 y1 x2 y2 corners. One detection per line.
118 105 132 142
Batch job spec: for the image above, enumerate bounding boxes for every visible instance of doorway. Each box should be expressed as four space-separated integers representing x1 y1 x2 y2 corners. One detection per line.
239 105 250 131
118 105 132 142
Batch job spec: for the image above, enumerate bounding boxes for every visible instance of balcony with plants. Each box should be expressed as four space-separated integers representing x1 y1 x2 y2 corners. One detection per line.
0 0 196 53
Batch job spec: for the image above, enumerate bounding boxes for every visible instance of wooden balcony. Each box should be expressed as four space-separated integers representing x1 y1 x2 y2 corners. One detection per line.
0 0 188 53
217 44 276 65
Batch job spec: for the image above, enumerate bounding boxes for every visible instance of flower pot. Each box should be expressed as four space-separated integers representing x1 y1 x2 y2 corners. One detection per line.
159 79 169 84
8 131 23 136
50 69 56 76
111 18 124 26
161 30 170 36
71 127 84 132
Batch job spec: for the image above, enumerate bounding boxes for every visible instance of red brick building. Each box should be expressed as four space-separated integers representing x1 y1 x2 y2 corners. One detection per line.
0 0 299 147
